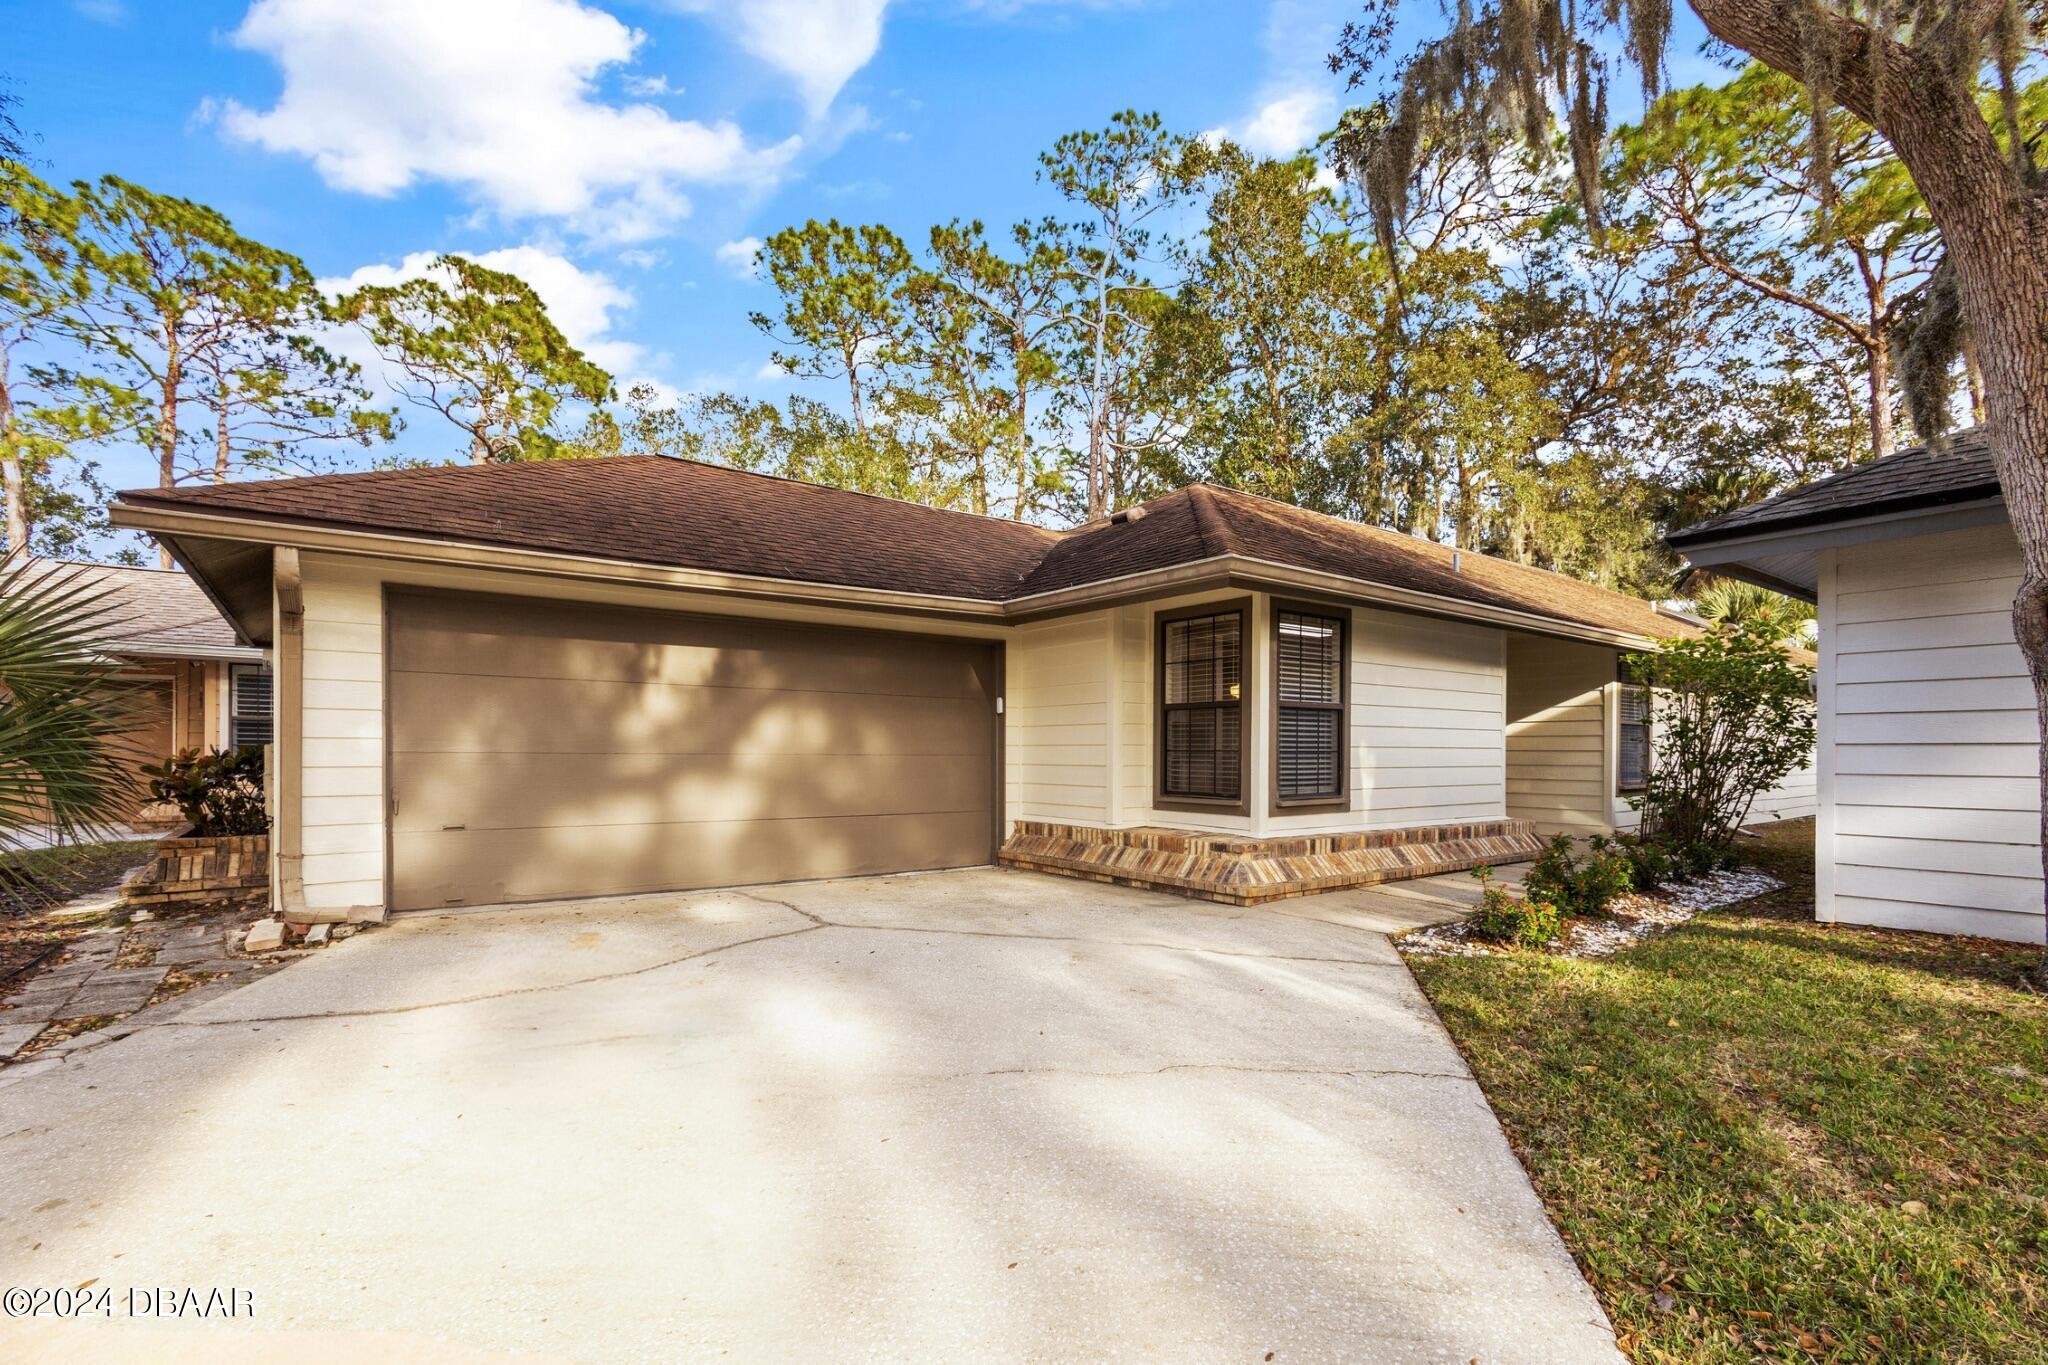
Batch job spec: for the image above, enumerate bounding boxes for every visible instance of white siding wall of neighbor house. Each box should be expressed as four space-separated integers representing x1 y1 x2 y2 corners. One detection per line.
1506 635 1617 838
1822 522 2045 944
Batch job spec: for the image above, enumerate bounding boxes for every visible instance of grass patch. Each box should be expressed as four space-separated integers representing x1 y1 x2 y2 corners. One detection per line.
1410 820 2048 1362
0 839 157 918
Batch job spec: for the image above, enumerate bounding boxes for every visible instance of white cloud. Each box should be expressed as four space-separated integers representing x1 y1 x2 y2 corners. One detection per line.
715 237 763 279
72 0 131 23
622 73 677 97
1216 1 1350 158
754 358 793 381
668 0 889 115
212 0 799 242
1238 88 1333 157
321 246 647 375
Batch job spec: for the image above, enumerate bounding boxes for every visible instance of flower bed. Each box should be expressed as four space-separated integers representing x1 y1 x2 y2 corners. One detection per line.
1399 866 1783 960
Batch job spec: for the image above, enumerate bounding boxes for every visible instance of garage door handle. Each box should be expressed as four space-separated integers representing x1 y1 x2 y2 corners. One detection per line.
442 824 466 831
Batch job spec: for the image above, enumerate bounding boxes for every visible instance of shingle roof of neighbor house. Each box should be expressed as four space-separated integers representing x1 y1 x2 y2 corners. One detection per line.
15 558 251 657
119 457 1692 641
1668 429 2001 547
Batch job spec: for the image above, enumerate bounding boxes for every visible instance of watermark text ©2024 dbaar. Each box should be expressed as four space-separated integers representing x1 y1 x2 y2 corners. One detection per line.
4 1284 255 1319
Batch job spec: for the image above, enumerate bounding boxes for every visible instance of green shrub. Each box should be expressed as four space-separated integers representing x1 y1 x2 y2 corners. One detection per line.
1468 865 1564 947
141 746 267 837
1625 621 1815 865
1610 832 1673 890
1521 834 1636 918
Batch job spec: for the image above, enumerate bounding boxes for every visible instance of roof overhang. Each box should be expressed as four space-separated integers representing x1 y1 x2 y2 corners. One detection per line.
1004 553 1665 648
114 500 1670 651
112 641 266 663
1671 495 2008 602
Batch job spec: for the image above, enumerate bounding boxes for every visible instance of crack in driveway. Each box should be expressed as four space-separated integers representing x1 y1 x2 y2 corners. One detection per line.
48 890 1405 1038
148 923 828 1028
734 890 1403 968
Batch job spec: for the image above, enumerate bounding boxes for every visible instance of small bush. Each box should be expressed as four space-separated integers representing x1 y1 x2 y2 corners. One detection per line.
1468 865 1564 947
1626 621 1815 864
141 746 267 837
1521 834 1636 919
1609 832 1673 890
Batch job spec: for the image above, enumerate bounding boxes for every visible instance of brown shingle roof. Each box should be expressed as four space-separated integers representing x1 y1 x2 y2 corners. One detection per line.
121 457 1059 602
121 459 1691 641
13 559 254 657
1015 484 1688 639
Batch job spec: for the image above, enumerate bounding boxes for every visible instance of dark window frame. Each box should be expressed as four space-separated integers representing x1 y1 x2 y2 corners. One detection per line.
1269 600 1350 813
229 662 274 749
1154 599 1252 817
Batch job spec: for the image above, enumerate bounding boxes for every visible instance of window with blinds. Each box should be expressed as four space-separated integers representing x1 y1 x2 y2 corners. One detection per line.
1275 609 1345 802
1617 684 1651 792
1160 610 1243 801
230 664 274 749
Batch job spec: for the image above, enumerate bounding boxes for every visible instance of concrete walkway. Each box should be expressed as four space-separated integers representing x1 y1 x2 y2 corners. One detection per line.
0 866 1613 1364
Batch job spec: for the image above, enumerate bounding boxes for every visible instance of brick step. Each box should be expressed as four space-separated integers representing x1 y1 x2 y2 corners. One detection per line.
998 819 1543 905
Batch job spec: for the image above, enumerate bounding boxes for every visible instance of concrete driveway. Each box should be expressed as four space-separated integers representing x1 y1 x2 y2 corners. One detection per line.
0 868 1618 1364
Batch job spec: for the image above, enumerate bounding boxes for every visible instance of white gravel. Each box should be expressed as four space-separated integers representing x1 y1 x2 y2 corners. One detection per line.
1398 867 1785 961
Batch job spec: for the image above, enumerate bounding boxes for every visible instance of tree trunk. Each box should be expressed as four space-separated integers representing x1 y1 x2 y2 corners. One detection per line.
156 343 181 567
0 349 27 555
213 403 232 483
847 366 867 441
1866 333 1894 461
1011 366 1031 521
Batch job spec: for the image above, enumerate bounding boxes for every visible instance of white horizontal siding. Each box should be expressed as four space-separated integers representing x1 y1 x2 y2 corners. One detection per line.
1822 524 2043 943
1746 763 1816 824
1348 607 1505 830
1116 605 1151 824
1505 634 1615 837
297 555 386 912
1005 610 1111 827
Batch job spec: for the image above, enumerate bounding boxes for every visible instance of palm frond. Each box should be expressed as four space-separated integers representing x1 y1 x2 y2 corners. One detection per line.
0 555 147 849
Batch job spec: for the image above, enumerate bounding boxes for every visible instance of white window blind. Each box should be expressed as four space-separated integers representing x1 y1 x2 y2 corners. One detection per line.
1618 684 1650 792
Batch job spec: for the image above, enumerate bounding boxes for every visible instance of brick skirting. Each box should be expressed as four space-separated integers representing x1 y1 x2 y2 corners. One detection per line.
998 819 1545 905
121 834 270 908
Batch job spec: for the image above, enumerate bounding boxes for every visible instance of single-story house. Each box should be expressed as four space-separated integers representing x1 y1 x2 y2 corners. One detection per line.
112 458 1730 919
9 560 269 827
1670 429 2045 945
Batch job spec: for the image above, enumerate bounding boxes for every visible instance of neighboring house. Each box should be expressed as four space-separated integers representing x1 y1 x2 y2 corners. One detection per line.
1670 429 2044 946
113 458 1715 919
9 560 270 826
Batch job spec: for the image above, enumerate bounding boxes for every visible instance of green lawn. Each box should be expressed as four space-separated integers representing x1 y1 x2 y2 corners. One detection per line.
1410 822 2048 1362
0 838 158 918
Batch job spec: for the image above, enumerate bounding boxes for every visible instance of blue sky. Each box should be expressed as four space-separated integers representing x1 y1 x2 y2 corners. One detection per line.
7 0 1725 513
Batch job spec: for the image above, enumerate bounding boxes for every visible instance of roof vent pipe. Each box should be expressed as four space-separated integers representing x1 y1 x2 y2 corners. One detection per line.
1452 550 1462 573
1108 505 1147 525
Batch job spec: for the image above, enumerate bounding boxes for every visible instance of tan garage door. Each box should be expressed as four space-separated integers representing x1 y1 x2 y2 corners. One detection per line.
387 590 1002 911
